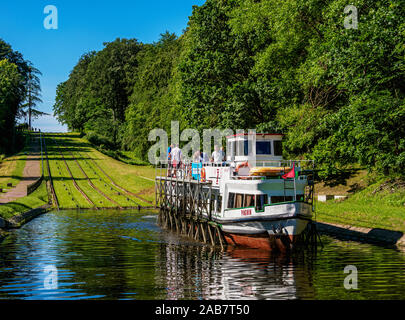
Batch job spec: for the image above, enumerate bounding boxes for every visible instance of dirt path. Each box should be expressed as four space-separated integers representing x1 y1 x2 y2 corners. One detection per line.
0 138 41 204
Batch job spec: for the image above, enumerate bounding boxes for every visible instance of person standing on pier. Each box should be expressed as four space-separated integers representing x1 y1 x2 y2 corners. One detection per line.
167 144 173 166
211 145 222 163
193 150 201 163
171 144 182 170
220 146 225 162
201 151 209 163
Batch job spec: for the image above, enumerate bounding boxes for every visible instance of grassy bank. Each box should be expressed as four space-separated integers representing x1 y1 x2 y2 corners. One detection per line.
0 133 46 221
315 178 405 233
1 131 156 220
0 133 32 191
44 133 155 209
0 180 49 220
0 149 27 192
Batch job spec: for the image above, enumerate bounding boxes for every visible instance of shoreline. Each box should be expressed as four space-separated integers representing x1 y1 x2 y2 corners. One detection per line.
0 205 158 243
1 205 404 249
316 220 405 249
0 204 51 242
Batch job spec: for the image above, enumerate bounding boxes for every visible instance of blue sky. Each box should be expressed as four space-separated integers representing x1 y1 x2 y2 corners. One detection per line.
0 0 204 132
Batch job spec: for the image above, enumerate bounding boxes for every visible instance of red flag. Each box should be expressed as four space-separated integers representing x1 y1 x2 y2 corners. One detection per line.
282 163 295 179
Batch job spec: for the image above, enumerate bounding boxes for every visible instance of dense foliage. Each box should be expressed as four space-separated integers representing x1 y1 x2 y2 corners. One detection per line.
0 39 42 154
54 0 405 178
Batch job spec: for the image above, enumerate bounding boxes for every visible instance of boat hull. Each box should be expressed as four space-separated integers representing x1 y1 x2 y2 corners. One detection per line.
221 217 310 251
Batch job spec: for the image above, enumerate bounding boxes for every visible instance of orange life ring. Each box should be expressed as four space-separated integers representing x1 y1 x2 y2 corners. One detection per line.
201 168 206 182
235 161 250 173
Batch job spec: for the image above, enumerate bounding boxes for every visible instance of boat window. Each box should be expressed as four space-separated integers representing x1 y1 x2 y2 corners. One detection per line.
244 140 249 156
227 140 235 159
274 140 283 156
271 196 293 204
236 140 245 156
227 193 235 208
228 193 257 209
243 140 256 156
256 141 271 155
236 139 255 156
256 194 268 211
245 194 254 207
217 195 222 212
235 193 244 208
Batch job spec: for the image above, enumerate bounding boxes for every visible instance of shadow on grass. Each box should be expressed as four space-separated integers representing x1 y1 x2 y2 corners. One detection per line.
0 202 31 211
317 222 404 248
0 175 41 182
317 168 367 194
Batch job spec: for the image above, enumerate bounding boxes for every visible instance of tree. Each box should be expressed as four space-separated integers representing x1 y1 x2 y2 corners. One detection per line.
0 38 43 151
53 0 405 179
19 65 47 129
54 39 142 148
122 32 183 159
0 59 24 153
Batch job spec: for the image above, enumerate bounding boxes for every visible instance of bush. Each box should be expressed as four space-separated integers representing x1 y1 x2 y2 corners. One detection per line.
85 131 116 150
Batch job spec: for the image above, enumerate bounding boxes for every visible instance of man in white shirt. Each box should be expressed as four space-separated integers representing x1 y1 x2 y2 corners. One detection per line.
171 144 182 168
211 145 222 163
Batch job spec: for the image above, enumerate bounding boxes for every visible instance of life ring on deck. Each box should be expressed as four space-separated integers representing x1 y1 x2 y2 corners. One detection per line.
249 166 292 177
235 161 251 173
201 168 206 182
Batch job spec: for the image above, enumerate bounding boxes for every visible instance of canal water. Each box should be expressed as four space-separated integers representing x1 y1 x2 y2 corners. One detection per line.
0 210 404 300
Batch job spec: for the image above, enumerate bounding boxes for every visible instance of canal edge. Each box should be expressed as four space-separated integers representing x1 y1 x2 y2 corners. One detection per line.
316 221 405 249
2 209 405 249
0 204 52 242
0 205 158 243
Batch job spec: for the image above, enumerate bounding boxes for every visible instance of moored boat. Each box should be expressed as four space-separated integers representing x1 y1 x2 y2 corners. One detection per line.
162 133 315 252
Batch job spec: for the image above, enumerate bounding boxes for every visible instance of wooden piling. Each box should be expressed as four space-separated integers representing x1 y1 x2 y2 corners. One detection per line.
156 173 226 250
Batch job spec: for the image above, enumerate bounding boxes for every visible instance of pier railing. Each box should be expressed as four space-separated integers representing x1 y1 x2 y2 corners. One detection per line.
155 160 227 248
155 160 213 215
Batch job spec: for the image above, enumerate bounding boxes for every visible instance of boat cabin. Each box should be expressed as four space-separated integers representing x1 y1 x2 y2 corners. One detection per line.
226 133 284 164
191 133 294 187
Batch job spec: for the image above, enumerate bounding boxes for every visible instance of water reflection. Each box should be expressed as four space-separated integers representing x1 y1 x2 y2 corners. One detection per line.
0 210 404 300
154 241 320 300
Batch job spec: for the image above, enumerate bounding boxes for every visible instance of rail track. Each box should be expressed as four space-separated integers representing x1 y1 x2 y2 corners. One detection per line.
46 136 153 210
89 155 153 204
73 151 142 207
43 136 59 210
75 150 152 206
57 146 98 209
69 151 124 209
51 138 115 209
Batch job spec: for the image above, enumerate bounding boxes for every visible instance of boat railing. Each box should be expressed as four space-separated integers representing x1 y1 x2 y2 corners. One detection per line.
254 159 315 170
154 159 315 212
155 159 315 180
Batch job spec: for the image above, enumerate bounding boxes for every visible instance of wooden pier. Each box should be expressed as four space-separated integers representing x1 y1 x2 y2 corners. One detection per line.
155 174 227 250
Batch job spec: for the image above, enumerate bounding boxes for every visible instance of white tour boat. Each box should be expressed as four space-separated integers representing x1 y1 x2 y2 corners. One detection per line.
162 133 315 252
191 133 315 251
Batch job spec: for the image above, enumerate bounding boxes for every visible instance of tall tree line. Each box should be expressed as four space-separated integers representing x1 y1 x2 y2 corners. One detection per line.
0 39 43 154
54 0 405 178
